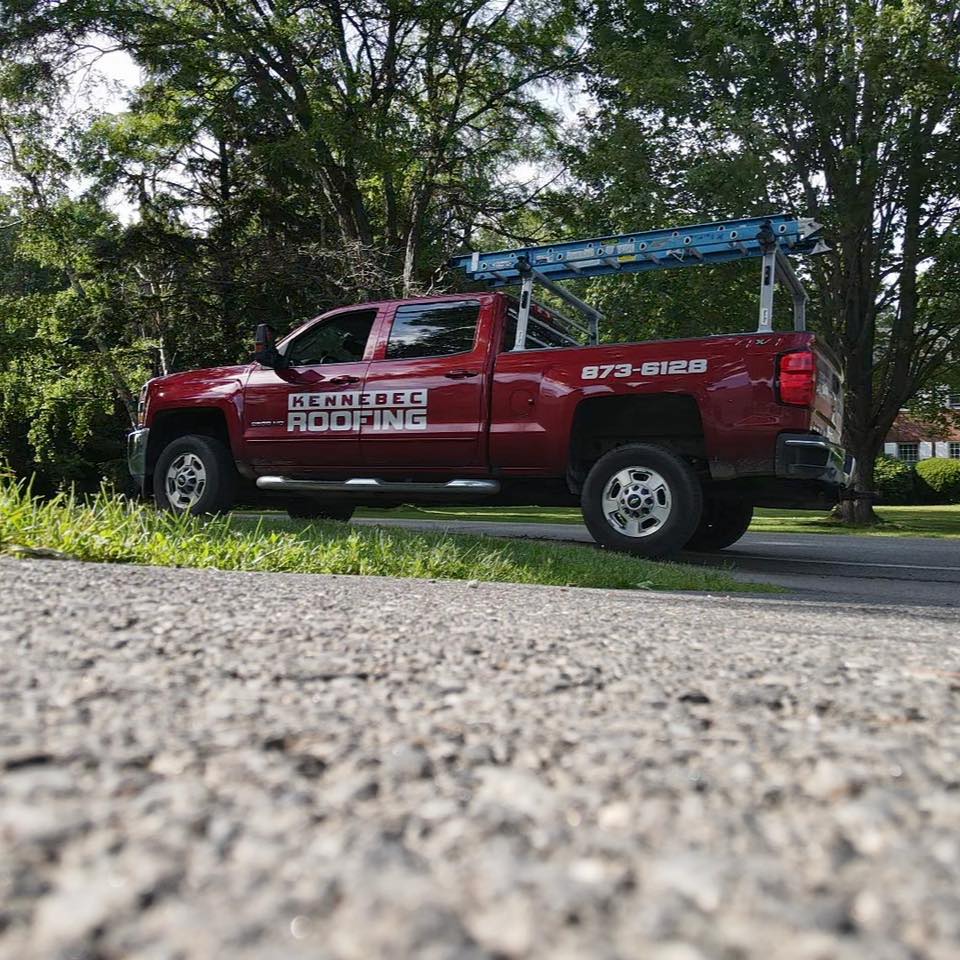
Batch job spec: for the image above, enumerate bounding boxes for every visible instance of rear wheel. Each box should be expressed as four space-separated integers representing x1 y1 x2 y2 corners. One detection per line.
580 444 702 558
286 501 355 522
684 498 754 551
154 434 237 515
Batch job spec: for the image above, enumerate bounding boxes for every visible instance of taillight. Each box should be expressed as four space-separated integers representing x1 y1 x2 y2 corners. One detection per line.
137 383 149 427
778 351 815 406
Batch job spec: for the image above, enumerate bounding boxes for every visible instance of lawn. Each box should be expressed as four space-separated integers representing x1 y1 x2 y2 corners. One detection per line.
357 503 960 538
0 478 772 594
751 505 960 538
356 504 584 524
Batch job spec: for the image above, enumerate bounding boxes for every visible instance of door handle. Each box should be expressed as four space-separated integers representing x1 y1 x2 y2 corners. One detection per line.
444 369 479 379
329 375 361 385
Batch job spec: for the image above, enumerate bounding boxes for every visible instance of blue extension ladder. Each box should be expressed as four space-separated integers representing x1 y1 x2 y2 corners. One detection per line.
448 214 828 344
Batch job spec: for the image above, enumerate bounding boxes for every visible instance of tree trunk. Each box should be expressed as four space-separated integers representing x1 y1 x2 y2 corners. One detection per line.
829 212 881 525
401 227 420 298
838 363 882 524
156 332 169 377
836 438 881 525
216 136 239 346
402 182 435 297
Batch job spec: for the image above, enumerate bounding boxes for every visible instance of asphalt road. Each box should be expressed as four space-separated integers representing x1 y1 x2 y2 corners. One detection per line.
354 518 960 607
2 557 959 959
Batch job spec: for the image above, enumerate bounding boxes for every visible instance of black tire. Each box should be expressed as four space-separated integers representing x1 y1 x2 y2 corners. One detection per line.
286 501 355 522
580 443 703 558
153 434 237 515
684 498 753 552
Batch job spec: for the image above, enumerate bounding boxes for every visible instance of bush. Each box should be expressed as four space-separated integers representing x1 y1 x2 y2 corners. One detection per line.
873 455 916 504
915 457 960 504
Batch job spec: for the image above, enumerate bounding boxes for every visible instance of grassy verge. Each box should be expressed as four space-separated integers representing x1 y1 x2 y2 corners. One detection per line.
355 504 584 524
0 479 774 593
358 503 960 538
751 505 960 538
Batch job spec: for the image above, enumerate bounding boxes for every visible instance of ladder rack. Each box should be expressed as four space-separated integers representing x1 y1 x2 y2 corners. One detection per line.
448 214 828 349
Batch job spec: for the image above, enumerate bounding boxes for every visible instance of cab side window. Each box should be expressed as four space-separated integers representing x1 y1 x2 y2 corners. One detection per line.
386 300 480 360
285 310 377 366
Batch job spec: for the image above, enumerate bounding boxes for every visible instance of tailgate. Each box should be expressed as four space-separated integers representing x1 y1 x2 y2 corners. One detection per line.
811 341 843 444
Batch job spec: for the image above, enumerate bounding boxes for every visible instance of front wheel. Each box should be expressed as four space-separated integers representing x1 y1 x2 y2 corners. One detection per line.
684 499 753 551
580 444 703 558
154 434 237 515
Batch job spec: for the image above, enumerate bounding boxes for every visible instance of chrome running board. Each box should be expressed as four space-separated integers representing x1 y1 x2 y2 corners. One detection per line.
256 476 500 496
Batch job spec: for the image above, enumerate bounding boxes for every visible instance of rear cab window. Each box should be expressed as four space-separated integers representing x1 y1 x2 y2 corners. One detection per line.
385 300 481 360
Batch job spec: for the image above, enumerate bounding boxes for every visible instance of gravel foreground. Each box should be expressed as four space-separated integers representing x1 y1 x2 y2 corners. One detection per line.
1 559 959 960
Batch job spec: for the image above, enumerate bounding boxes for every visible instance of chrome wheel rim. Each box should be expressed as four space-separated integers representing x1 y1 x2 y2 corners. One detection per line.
601 466 672 538
165 453 207 511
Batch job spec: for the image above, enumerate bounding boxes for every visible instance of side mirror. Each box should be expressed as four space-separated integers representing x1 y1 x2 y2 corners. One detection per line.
253 324 285 369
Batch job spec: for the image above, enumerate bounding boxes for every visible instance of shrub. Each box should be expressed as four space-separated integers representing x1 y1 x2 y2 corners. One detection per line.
873 455 916 504
915 457 960 504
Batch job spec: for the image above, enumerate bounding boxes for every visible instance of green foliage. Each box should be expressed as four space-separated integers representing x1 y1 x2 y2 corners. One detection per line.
0 478 768 593
6 0 577 297
0 197 145 491
915 458 960 504
873 456 916 505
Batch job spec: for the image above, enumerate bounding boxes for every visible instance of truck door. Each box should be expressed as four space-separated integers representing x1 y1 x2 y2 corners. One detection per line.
360 298 492 469
242 308 380 471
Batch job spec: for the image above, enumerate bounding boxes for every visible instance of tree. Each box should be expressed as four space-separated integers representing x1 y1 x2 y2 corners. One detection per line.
583 0 960 522
0 59 143 427
5 0 578 295
0 191 141 490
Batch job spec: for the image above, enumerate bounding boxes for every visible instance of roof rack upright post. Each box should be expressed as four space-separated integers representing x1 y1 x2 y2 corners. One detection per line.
515 271 534 350
757 250 778 333
756 220 777 333
773 247 808 332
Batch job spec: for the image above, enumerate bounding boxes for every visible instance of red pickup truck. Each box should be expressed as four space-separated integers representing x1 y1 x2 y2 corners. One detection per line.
128 290 849 557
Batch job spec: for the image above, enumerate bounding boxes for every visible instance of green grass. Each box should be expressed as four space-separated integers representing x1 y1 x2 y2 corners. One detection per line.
358 503 960 538
751 505 960 538
355 504 584 524
0 478 773 593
